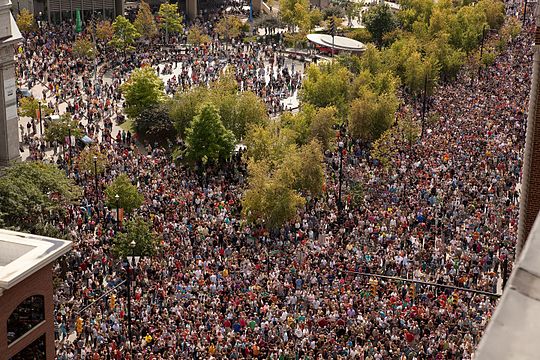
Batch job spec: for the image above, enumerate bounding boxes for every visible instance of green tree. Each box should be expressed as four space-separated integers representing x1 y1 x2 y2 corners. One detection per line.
110 16 140 56
382 36 419 81
134 104 177 144
77 145 108 174
347 27 372 43
44 113 82 144
215 15 243 43
0 162 81 234
185 103 236 166
371 128 397 168
216 91 268 140
424 34 465 81
105 174 144 214
134 1 158 40
348 90 399 142
120 66 164 119
96 20 114 41
242 160 305 230
403 52 439 96
279 0 310 31
300 62 353 117
169 86 208 137
16 8 35 33
398 0 433 31
72 36 97 59
477 0 504 30
337 53 364 75
310 106 338 150
323 5 345 20
280 140 325 196
245 123 298 165
449 5 487 53
18 97 53 122
306 9 323 32
397 112 420 146
349 181 364 207
158 2 183 43
187 25 211 45
363 4 397 46
281 107 314 146
113 217 159 257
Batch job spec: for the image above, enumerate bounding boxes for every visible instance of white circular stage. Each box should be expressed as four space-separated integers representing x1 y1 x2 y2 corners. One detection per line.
307 34 366 53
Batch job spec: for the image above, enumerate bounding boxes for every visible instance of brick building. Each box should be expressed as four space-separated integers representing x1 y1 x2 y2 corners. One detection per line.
0 229 71 360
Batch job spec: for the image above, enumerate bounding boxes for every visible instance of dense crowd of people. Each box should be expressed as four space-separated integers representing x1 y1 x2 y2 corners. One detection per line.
13 0 533 359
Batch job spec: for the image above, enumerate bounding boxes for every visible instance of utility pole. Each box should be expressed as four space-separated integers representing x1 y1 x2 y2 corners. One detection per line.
337 128 346 222
330 17 336 58
421 73 428 139
523 0 528 26
38 101 43 136
479 24 487 79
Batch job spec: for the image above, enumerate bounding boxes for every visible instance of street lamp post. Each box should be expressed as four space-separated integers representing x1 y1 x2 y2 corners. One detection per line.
337 139 345 222
93 155 99 201
38 101 43 137
126 240 140 360
523 0 528 26
115 194 120 230
478 24 487 79
126 242 135 359
421 73 428 139
67 124 72 172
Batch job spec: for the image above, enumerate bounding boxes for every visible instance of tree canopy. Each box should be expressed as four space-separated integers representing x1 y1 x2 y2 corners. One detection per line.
134 0 158 39
134 103 177 144
170 71 268 140
113 217 160 257
72 36 97 59
363 4 398 46
120 66 165 119
16 9 35 33
96 20 114 42
187 25 211 45
184 103 236 166
300 62 353 118
110 16 140 53
44 113 83 144
105 174 144 214
158 2 183 42
18 97 53 121
0 162 81 235
215 15 243 42
77 145 108 174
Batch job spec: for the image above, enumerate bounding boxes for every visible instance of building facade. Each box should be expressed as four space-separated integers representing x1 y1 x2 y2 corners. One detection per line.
518 4 540 255
0 229 72 360
0 0 22 167
12 0 123 24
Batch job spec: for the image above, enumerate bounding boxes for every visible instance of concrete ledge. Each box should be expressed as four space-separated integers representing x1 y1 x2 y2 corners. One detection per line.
476 214 540 359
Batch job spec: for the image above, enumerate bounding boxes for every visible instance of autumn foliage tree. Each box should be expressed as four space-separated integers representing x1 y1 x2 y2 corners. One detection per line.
134 1 158 40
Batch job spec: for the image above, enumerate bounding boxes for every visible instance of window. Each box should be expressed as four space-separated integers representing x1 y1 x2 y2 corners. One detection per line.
7 295 45 345
9 334 46 360
51 11 61 24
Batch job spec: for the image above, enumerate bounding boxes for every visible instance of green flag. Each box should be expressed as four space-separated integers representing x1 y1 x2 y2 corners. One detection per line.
75 9 82 33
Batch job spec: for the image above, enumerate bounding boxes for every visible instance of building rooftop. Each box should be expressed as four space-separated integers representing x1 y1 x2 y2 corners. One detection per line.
307 34 366 52
0 229 72 295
